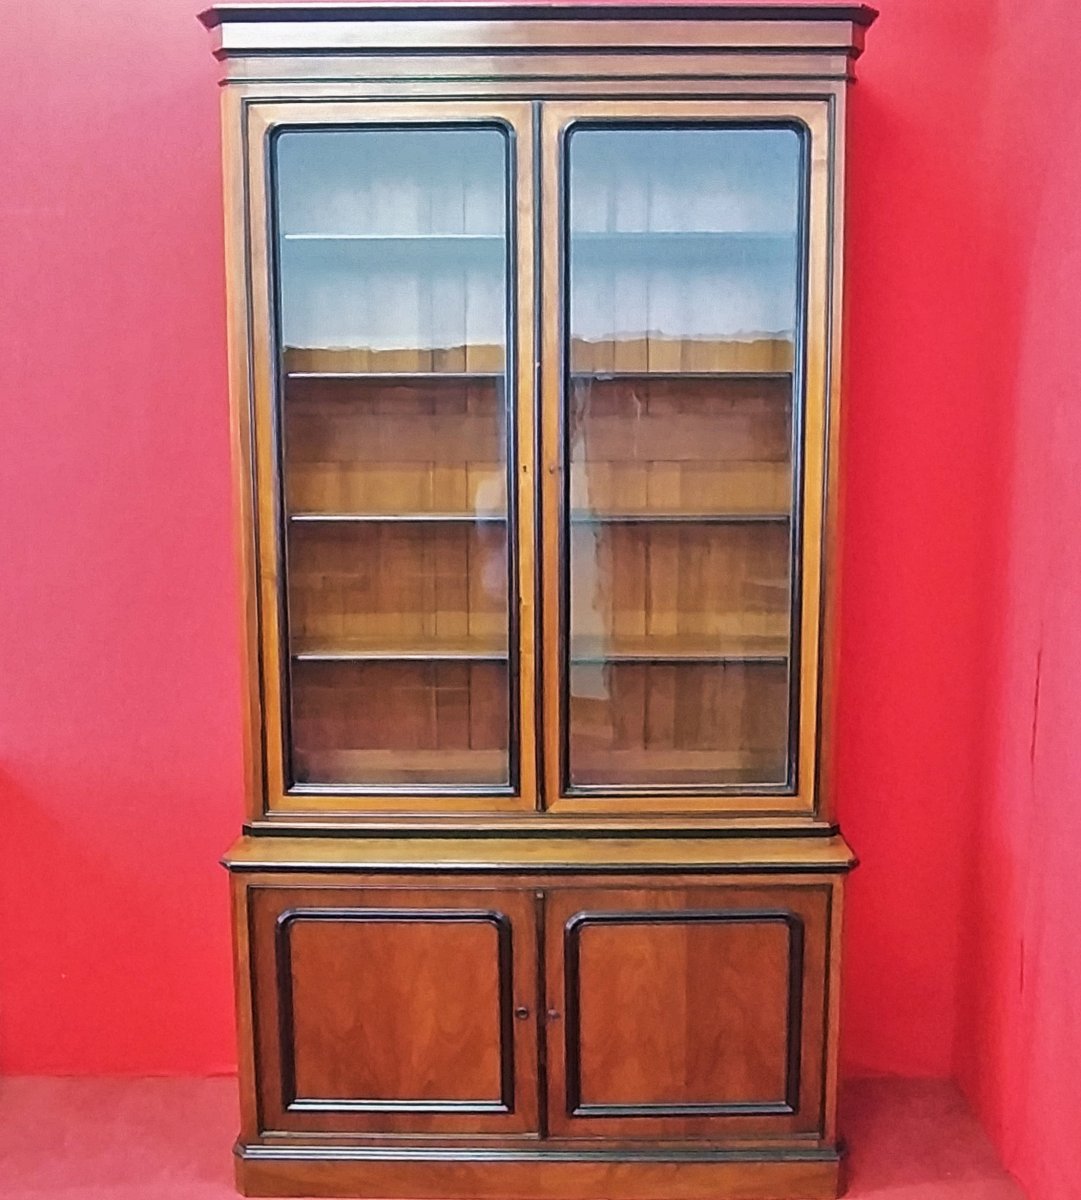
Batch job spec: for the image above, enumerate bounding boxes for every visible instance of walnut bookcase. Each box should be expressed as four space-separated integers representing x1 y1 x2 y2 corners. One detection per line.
199 5 876 1197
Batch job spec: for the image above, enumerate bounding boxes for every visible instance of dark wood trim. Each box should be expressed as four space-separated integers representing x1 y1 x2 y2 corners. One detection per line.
218 71 859 92
241 818 845 839
265 116 295 800
554 114 810 803
274 906 517 1115
268 115 526 804
200 5 878 30
238 1140 843 1162
236 860 853 876
503 120 525 804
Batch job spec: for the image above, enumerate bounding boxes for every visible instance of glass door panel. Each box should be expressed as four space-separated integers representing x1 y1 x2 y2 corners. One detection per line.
273 125 516 791
560 123 806 793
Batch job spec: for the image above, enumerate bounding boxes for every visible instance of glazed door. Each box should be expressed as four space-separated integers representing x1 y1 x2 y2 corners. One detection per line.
242 102 538 814
538 102 833 816
543 883 830 1139
247 883 540 1136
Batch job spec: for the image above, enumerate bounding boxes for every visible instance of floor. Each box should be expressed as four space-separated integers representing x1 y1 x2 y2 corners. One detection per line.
0 1076 1025 1199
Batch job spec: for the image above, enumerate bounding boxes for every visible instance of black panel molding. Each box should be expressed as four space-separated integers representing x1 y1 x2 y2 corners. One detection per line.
274 906 517 1114
562 907 805 1118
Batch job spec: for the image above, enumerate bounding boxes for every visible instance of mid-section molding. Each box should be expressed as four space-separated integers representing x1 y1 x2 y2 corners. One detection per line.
225 833 857 874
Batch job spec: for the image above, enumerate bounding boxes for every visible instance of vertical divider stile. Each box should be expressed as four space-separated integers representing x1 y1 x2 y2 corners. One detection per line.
538 106 567 810
513 106 540 810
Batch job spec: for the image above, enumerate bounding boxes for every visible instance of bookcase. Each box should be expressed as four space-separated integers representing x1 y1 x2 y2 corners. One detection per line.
200 5 875 1198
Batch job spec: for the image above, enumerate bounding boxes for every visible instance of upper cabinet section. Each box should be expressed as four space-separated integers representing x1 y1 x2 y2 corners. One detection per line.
205 6 873 826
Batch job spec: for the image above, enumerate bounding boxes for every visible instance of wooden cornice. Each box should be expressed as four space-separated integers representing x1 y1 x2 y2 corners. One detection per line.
199 2 877 73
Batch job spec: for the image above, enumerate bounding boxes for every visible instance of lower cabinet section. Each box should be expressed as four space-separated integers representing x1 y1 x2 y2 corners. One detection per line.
230 846 848 1199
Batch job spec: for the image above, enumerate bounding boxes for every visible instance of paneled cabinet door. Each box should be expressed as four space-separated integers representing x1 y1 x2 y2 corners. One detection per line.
247 884 540 1136
543 884 831 1139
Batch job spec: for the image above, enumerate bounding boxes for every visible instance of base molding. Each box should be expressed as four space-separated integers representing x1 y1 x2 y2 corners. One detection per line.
235 1142 844 1199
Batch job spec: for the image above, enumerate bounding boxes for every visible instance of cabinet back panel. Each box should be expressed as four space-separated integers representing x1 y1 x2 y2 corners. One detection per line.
570 335 794 375
569 661 789 787
284 375 507 515
569 373 792 516
570 382 791 466
287 523 508 646
290 660 509 786
570 523 791 640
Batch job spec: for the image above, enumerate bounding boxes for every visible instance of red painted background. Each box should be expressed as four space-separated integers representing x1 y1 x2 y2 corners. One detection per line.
945 6 1081 1200
0 2 1078 1197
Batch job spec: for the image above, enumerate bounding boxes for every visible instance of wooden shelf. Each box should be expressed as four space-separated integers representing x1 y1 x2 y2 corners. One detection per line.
569 634 789 663
293 636 789 665
285 370 503 383
291 748 508 787
571 370 792 383
280 232 506 267
282 232 504 243
569 511 788 525
289 511 506 525
568 336 794 375
283 346 506 376
571 229 795 245
282 231 791 248
284 231 791 246
570 748 788 787
293 636 508 662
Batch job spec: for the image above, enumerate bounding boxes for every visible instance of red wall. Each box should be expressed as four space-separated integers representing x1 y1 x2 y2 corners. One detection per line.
837 0 1000 1077
0 3 238 1074
950 5 1081 1200
1 4 1078 1193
